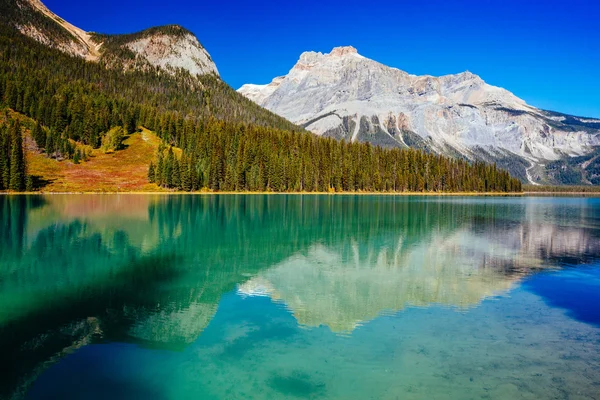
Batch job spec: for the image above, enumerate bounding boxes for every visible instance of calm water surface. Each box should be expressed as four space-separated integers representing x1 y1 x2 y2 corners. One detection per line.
1 195 600 399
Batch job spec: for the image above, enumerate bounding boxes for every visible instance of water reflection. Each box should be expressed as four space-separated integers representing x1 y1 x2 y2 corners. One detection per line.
0 195 599 399
239 199 600 332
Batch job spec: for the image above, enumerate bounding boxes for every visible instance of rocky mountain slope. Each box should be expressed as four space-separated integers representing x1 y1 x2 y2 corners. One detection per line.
4 0 218 76
0 0 301 131
239 46 600 184
91 25 218 76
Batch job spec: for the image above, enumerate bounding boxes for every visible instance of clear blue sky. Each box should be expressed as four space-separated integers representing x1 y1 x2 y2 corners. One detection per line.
45 0 600 118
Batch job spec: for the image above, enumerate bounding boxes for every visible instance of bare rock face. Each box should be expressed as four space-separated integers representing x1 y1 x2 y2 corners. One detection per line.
122 28 219 76
16 0 101 59
15 0 218 77
239 47 600 184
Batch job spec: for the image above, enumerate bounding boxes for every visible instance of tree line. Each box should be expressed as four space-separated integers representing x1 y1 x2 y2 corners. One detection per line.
523 184 600 193
147 118 521 193
0 22 521 193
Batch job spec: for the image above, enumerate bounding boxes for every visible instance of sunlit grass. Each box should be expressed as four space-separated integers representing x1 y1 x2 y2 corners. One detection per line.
26 126 168 192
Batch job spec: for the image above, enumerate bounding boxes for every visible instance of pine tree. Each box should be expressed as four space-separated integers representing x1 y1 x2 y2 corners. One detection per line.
9 120 25 192
156 152 164 186
172 157 181 189
0 125 8 190
165 147 175 188
148 161 156 183
73 149 81 164
180 155 191 191
32 121 45 149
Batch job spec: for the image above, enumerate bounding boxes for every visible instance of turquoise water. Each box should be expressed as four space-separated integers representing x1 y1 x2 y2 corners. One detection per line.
1 195 599 399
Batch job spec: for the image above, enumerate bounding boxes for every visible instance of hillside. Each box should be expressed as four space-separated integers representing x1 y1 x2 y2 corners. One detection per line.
0 0 521 194
1 110 166 192
239 46 600 185
90 25 218 76
26 127 163 192
0 0 301 131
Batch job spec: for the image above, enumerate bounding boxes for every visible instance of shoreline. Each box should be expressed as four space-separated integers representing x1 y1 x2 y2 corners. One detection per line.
1 191 598 196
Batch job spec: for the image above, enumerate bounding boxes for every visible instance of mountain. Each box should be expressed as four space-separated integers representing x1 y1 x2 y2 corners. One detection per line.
90 25 218 76
0 0 521 193
239 46 600 184
4 0 218 76
0 0 300 130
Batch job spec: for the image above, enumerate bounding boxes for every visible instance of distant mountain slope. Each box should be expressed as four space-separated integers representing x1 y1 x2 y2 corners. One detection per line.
2 0 218 77
0 0 98 58
239 46 600 184
90 25 218 76
0 0 301 132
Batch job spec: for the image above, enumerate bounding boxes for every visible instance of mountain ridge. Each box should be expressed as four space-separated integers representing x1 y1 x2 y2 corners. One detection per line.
5 0 219 77
23 0 102 59
239 46 600 184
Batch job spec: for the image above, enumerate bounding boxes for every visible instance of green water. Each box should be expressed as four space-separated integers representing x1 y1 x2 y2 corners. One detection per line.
1 195 600 399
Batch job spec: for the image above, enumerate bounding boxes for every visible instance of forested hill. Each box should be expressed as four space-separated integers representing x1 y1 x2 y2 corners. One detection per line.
0 0 302 131
0 0 522 193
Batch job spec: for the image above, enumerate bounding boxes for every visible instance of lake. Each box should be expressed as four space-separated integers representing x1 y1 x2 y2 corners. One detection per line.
1 194 599 399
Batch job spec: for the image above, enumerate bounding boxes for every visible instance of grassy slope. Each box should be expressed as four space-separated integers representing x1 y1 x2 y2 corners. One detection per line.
26 127 166 192
0 110 185 193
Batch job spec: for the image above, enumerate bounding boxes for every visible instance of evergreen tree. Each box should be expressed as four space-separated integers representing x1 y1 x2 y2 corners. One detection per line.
73 149 81 164
165 147 175 188
180 155 191 191
156 152 164 186
9 120 25 191
172 157 181 189
0 124 8 190
25 175 33 192
148 161 155 183
32 121 45 149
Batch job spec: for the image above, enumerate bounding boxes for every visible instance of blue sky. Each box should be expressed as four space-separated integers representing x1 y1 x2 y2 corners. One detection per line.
45 0 600 118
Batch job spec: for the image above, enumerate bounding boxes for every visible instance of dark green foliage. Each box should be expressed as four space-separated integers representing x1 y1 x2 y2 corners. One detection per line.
471 146 530 183
523 184 600 193
542 110 600 132
546 162 582 185
73 148 81 164
25 174 33 191
32 121 45 149
0 118 28 191
152 118 521 193
0 123 9 188
9 120 25 191
494 107 528 117
542 147 600 185
147 161 155 183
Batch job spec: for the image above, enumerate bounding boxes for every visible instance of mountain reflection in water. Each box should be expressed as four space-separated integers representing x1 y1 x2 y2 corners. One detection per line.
0 195 598 399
